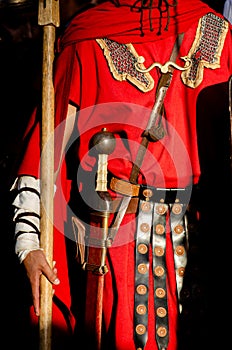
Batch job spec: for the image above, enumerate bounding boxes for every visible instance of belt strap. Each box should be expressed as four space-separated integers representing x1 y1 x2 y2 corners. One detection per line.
130 32 184 184
134 199 153 349
134 199 188 350
170 203 188 305
110 177 191 203
109 33 185 243
152 203 169 350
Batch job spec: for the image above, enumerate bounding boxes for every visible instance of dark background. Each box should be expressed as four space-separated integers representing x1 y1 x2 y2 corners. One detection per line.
0 1 230 349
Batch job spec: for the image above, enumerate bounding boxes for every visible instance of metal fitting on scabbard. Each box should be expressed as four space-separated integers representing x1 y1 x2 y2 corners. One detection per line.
82 262 109 275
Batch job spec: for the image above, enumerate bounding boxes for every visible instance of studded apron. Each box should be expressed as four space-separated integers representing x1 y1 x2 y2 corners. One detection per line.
133 187 189 350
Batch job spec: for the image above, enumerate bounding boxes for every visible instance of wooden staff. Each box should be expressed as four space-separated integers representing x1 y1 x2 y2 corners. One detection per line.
38 1 59 349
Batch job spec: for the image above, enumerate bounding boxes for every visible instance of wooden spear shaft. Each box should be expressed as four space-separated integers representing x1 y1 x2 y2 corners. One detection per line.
38 1 59 349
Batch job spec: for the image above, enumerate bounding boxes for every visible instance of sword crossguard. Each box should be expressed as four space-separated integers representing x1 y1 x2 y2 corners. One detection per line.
135 55 192 74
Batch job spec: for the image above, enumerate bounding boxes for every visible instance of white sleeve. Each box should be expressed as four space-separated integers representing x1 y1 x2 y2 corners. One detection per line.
11 176 42 263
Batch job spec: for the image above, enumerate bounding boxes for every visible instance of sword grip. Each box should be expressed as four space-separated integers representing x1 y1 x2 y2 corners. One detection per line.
96 153 108 192
90 128 116 192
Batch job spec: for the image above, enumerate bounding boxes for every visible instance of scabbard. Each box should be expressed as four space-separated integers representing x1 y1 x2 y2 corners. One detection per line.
84 199 110 350
85 246 105 350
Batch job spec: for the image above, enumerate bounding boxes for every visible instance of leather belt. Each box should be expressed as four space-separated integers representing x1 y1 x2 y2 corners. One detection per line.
110 177 192 204
134 199 153 349
152 202 169 350
110 176 140 196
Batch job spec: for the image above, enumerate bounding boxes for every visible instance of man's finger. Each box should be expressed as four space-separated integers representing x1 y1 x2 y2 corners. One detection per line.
31 274 41 317
41 262 60 285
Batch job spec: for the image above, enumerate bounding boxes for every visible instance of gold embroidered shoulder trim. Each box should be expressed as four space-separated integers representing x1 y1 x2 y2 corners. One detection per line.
181 12 229 88
96 38 154 92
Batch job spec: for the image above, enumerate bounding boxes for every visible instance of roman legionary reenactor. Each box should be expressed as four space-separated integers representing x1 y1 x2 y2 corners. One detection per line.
10 1 232 349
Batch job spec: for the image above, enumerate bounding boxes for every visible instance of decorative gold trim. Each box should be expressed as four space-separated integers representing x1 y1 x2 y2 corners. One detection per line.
96 38 154 92
181 13 229 88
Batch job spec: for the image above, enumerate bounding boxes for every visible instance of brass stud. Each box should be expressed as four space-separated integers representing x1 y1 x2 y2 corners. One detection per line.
156 204 167 215
154 265 165 277
140 223 150 233
173 224 184 234
136 304 147 315
143 188 153 198
138 263 148 274
156 307 167 317
155 224 165 235
154 246 164 256
135 324 146 335
141 202 151 212
138 243 148 254
172 203 182 215
175 245 185 256
136 284 147 295
177 266 185 277
155 288 166 298
157 326 167 337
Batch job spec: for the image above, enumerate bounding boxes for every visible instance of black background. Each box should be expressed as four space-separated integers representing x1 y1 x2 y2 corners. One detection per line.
0 1 230 349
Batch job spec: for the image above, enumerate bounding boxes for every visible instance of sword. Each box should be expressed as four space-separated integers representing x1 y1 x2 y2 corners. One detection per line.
85 128 116 350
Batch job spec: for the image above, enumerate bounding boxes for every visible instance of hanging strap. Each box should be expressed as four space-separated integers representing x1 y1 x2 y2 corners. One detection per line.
109 32 186 244
130 32 184 184
134 193 189 350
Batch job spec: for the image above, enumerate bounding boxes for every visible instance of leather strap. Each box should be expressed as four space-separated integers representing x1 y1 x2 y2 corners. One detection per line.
110 176 140 196
134 195 189 350
152 202 169 350
170 203 188 305
129 33 184 185
134 199 154 349
134 198 188 350
109 33 185 242
110 176 191 203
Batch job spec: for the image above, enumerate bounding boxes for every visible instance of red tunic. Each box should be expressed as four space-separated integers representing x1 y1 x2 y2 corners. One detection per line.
17 1 232 349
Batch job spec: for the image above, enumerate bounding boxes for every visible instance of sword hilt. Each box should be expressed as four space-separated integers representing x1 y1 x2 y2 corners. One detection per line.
91 128 116 193
89 129 116 270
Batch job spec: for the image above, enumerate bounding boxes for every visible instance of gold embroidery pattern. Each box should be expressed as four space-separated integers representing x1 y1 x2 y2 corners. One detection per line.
96 38 154 92
181 12 229 88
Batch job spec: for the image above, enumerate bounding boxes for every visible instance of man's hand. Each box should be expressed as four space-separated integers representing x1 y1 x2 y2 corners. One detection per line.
23 249 60 317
